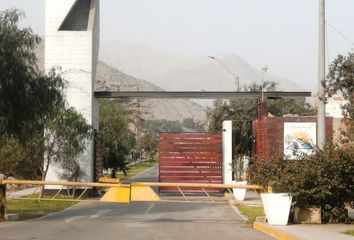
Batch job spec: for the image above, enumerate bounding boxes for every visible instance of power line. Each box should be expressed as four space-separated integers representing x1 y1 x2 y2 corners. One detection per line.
326 20 354 47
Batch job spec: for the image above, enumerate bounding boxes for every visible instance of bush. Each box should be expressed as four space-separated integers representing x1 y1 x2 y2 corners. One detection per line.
248 145 354 223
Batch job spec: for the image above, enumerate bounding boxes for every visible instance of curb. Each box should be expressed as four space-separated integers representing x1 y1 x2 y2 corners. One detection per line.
230 204 248 222
253 222 302 240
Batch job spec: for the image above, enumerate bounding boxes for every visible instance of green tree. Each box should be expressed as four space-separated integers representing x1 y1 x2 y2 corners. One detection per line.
0 135 26 178
140 130 158 159
0 9 69 181
249 145 354 223
100 101 136 178
182 118 205 132
32 103 90 197
207 82 315 158
0 9 64 137
326 52 354 141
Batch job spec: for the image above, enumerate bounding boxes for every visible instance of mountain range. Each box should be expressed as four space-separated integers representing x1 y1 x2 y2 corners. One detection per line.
35 42 206 122
99 42 305 92
36 41 306 123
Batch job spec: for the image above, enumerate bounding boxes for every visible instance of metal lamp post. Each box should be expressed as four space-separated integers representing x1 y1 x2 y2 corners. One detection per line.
209 56 240 91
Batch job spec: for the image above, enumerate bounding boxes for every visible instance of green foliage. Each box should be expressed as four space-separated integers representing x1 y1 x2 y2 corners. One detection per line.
248 155 287 189
182 118 205 131
0 135 26 178
0 8 92 185
327 53 354 107
36 102 91 185
115 159 157 179
142 118 205 133
100 101 136 177
237 205 265 224
7 199 77 220
140 130 158 158
207 82 314 158
0 101 92 184
345 230 354 236
326 52 354 141
142 119 183 132
0 9 64 136
233 157 248 181
249 145 354 223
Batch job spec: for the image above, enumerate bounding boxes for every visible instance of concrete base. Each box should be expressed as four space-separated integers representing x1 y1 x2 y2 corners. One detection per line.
6 213 19 221
293 206 322 224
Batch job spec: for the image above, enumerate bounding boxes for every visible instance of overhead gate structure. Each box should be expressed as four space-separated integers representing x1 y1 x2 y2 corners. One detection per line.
159 133 222 191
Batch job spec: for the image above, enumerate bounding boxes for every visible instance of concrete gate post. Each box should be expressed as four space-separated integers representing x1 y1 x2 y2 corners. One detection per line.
45 0 100 183
222 121 233 184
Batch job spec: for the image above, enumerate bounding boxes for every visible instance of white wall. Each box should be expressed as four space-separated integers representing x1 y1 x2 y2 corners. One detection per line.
325 95 348 119
45 0 100 183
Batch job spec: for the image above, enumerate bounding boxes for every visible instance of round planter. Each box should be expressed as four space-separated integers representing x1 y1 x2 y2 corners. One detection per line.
261 193 292 225
232 181 247 201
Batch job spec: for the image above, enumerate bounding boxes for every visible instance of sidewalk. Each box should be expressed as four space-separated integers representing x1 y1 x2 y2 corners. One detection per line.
238 191 354 240
254 222 354 240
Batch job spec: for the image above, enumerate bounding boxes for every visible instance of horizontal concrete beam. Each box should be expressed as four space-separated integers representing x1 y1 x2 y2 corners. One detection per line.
94 91 311 100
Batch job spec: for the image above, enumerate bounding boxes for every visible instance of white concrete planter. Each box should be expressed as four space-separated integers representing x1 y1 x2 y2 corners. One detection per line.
232 181 247 201
261 193 292 225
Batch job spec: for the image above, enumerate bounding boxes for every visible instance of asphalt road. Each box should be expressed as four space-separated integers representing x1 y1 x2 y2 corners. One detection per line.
0 167 272 240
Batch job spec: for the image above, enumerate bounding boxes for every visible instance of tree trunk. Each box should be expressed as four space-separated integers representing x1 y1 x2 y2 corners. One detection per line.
111 168 117 178
39 160 50 199
0 184 6 222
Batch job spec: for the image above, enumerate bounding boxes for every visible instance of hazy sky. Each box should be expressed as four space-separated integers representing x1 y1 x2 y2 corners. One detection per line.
1 0 354 91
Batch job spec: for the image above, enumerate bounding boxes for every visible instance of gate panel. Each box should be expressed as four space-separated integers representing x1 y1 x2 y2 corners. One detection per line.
159 133 222 190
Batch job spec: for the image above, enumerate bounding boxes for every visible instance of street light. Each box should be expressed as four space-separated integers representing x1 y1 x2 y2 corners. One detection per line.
209 56 240 91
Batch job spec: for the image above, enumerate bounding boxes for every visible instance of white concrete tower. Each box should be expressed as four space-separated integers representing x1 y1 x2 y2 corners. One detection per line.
45 0 100 182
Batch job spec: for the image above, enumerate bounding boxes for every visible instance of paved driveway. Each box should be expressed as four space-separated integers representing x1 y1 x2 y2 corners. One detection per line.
0 201 272 240
0 167 272 240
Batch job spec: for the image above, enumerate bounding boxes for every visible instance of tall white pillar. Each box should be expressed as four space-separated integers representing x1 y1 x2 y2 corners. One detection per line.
45 0 100 183
222 120 233 184
318 0 326 149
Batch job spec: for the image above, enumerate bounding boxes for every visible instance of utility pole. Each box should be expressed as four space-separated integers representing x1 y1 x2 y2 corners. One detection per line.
261 66 268 102
318 0 326 149
235 76 240 92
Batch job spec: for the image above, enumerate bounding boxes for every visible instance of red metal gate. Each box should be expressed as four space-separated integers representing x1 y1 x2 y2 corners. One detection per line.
159 133 222 190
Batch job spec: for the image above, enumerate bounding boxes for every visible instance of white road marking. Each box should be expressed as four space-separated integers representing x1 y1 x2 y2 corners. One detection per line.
124 222 151 228
144 203 155 215
89 209 113 219
65 216 82 223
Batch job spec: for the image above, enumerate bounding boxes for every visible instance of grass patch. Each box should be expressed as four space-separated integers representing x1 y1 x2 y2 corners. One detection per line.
116 158 157 179
237 205 265 223
345 230 354 236
7 199 77 220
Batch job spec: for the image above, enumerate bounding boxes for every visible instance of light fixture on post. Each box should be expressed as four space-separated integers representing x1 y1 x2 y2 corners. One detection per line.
209 56 240 91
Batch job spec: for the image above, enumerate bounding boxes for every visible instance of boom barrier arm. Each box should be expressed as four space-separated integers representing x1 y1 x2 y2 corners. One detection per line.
0 179 266 222
131 182 265 190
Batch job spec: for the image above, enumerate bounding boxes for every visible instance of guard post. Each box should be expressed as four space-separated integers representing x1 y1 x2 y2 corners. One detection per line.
0 181 6 222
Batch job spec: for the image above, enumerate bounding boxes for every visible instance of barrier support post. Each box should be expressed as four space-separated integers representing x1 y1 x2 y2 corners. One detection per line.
222 120 233 184
0 181 6 222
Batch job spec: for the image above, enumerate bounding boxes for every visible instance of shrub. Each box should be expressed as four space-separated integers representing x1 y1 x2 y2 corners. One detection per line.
248 145 354 223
